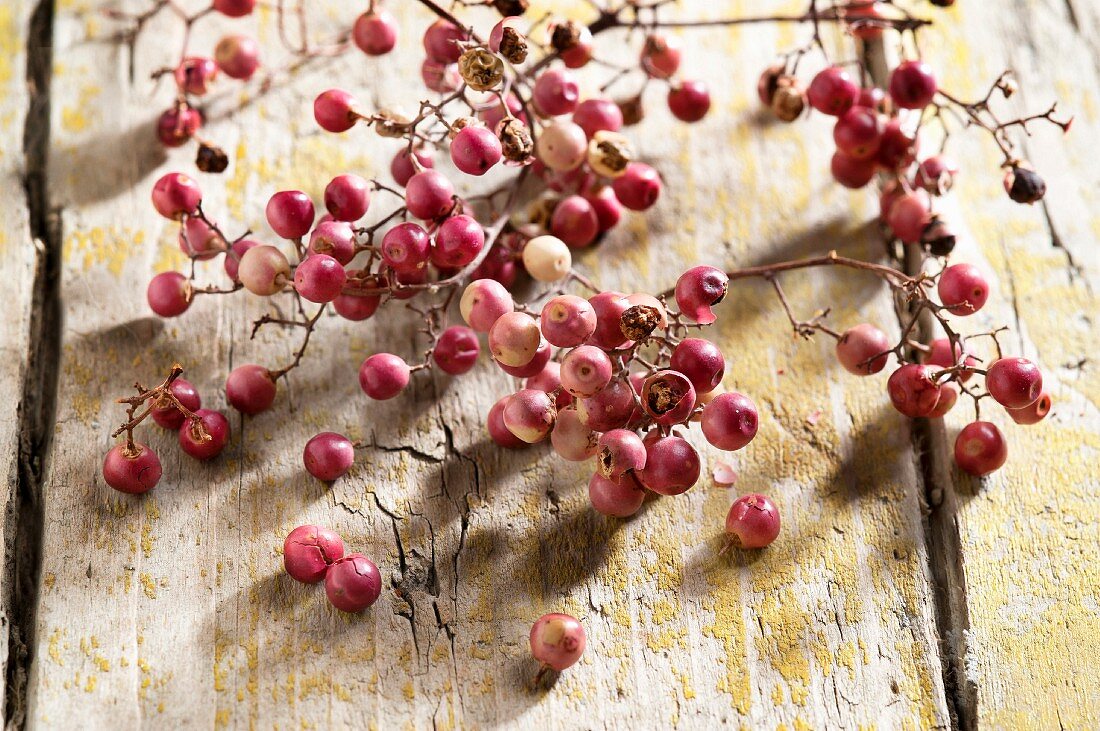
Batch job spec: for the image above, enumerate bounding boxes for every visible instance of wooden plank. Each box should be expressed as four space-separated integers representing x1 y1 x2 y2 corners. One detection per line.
28 1 952 727
916 1 1100 728
0 0 46 720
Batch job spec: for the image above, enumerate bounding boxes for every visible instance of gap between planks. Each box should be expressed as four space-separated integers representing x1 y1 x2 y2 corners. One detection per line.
4 0 59 727
863 34 977 731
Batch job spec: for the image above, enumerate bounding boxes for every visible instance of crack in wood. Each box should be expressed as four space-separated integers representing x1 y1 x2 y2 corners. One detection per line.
863 35 978 731
4 0 58 727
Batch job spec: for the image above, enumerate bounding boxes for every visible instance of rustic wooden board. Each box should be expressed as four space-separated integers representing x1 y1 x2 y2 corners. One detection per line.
0 0 45 719
918 2 1100 728
14 0 1095 728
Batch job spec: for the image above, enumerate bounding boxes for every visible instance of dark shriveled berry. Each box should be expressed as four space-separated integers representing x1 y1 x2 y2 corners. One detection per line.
1004 164 1047 204
196 143 229 173
617 95 645 126
922 217 957 256
550 20 584 54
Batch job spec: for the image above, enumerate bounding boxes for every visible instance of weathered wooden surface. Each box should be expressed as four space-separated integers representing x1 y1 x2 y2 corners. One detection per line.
921 2 1100 728
2 0 1097 728
0 0 47 721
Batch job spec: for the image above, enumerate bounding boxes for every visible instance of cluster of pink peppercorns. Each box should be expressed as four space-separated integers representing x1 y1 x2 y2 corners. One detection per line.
283 525 382 613
309 9 713 251
121 0 1060 568
476 268 764 521
137 4 729 515
356 264 781 550
148 0 263 170
101 369 231 494
107 0 1067 686
834 262 1050 476
757 1 1059 258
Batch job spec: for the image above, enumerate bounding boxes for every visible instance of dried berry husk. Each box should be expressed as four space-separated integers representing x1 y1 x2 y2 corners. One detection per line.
447 116 476 141
617 95 645 126
646 381 678 415
498 118 533 163
1004 164 1046 204
922 217 956 256
757 64 785 106
493 0 528 15
771 78 805 122
550 20 583 53
641 372 694 423
499 27 528 64
196 143 229 174
620 305 661 341
374 110 412 138
458 48 505 92
526 195 558 229
587 132 633 178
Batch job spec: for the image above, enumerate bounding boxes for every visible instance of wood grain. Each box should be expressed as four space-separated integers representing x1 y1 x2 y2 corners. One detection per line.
10 0 1097 728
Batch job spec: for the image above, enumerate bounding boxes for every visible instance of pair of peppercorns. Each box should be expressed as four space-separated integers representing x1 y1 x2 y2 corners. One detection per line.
283 525 381 612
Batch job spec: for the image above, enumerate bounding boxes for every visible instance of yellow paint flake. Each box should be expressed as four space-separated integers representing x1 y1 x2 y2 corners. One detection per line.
0 5 15 89
61 82 101 133
47 628 64 666
63 226 145 276
139 572 157 599
141 498 159 557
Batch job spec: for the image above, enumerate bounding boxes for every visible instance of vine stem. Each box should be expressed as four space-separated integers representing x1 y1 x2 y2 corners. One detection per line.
111 363 207 450
657 250 916 301
726 251 913 286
